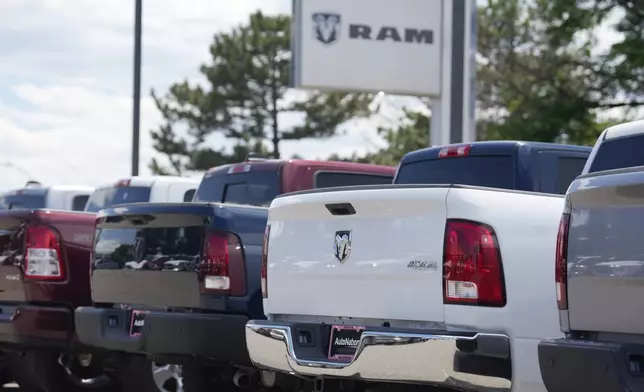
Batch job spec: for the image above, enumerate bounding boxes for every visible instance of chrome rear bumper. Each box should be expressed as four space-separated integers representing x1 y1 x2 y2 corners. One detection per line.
245 321 511 392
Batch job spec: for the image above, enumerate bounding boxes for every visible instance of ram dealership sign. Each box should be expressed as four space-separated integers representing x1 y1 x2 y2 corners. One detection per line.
291 0 477 145
293 0 443 96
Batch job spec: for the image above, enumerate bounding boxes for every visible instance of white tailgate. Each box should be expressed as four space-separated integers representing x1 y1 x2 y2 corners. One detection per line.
265 186 449 323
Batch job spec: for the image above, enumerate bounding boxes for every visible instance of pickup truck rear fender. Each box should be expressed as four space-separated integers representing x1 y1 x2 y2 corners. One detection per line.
443 187 565 392
92 202 267 316
564 168 644 335
0 209 95 306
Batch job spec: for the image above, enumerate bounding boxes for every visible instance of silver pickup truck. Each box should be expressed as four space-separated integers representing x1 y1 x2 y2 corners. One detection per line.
539 119 644 392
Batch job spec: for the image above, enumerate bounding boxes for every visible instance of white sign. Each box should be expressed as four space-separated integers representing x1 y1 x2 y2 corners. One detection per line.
291 0 477 145
292 0 443 97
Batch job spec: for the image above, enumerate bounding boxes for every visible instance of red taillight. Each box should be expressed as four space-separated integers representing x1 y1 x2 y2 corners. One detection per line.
261 225 271 299
114 179 131 187
443 220 505 307
200 230 246 296
555 213 570 310
438 144 471 158
24 225 65 281
227 164 251 174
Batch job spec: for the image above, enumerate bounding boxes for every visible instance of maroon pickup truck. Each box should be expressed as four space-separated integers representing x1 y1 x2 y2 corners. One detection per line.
0 159 395 392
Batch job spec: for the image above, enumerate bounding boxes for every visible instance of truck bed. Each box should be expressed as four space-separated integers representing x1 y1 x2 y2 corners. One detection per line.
565 166 644 334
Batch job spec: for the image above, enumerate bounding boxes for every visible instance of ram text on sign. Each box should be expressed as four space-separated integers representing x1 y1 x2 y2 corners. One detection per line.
313 13 434 45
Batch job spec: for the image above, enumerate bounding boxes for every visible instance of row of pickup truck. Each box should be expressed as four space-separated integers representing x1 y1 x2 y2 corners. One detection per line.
0 121 642 392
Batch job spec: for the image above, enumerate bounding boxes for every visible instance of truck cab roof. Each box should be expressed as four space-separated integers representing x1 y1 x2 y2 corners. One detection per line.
396 141 592 195
94 176 199 189
197 159 396 206
5 184 95 193
85 176 201 213
580 119 644 175
599 118 644 140
401 141 592 165
206 159 395 176
0 183 95 211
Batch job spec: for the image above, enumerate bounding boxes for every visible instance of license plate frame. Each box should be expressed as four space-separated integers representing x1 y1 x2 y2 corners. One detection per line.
129 310 149 337
328 325 364 361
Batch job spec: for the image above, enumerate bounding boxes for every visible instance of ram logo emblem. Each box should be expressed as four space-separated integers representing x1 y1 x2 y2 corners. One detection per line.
333 230 352 263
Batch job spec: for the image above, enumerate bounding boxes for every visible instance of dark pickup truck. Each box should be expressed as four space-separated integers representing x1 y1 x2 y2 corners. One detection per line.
74 159 395 392
539 120 644 392
391 140 591 194
0 177 198 392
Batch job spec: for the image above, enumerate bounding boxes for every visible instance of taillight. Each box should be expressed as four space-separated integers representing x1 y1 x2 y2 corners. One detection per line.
24 225 65 281
261 225 271 299
443 220 505 307
555 213 571 310
114 179 131 187
200 230 246 296
227 164 252 174
438 144 471 158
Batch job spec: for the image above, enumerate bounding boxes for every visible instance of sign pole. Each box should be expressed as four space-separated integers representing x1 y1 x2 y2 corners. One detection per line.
132 0 142 177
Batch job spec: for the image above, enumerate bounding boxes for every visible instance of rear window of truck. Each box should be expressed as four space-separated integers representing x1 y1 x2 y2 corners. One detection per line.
85 186 152 212
193 171 280 207
395 155 514 189
72 195 90 211
589 134 644 173
556 157 587 194
93 226 203 270
0 193 46 210
314 172 393 188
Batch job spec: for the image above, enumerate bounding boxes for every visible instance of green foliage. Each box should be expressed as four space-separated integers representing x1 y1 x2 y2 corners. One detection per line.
476 0 608 145
604 0 644 110
358 111 429 166
150 11 372 174
347 0 644 165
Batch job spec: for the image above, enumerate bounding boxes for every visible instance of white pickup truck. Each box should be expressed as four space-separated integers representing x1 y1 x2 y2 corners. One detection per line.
0 182 94 211
246 141 592 392
83 175 200 212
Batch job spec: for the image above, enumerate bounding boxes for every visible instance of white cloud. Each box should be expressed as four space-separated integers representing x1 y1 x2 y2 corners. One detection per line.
0 0 396 192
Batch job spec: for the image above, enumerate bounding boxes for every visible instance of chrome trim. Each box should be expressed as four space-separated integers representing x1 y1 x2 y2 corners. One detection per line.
246 321 511 392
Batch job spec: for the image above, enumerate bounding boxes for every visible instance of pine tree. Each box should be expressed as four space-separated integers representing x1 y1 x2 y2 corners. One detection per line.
150 11 372 174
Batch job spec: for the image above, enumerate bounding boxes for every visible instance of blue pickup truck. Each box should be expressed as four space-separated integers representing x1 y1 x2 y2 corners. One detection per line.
74 143 590 392
396 141 591 194
73 158 395 392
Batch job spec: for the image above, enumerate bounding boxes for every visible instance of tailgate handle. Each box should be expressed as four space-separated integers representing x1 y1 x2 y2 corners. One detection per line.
325 203 355 216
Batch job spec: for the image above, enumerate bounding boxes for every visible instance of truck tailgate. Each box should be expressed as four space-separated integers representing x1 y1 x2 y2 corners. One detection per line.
265 186 449 323
92 203 207 308
92 202 267 310
567 171 644 333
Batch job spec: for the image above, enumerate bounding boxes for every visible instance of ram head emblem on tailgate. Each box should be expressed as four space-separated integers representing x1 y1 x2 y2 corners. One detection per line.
333 230 352 263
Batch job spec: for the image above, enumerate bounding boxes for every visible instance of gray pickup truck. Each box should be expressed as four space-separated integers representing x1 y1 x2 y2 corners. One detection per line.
539 119 644 392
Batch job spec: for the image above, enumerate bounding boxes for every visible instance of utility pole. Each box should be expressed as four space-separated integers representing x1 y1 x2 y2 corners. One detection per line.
132 0 142 176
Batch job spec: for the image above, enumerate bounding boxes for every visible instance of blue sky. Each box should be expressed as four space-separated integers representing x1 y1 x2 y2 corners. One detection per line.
0 0 399 191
